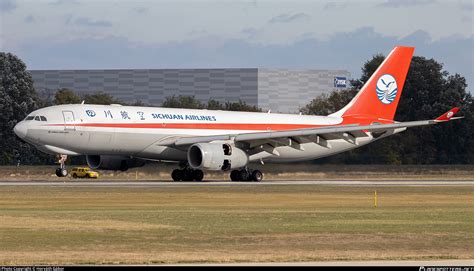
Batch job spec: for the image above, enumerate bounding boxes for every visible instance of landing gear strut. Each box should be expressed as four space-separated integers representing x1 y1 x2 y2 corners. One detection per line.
55 154 68 177
171 163 204 182
230 167 263 182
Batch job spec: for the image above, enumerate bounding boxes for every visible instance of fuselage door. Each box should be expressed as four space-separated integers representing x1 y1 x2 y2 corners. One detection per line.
62 111 75 131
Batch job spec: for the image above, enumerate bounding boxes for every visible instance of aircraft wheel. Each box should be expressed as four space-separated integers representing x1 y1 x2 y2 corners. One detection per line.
193 170 204 182
171 169 183 182
251 170 263 182
182 170 194 182
239 169 250 182
60 168 68 177
230 170 240 182
55 168 62 177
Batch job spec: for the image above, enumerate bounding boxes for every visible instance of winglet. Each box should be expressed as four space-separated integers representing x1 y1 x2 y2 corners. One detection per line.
434 107 460 122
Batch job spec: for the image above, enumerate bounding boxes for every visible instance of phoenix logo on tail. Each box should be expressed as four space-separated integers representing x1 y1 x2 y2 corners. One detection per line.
376 74 398 104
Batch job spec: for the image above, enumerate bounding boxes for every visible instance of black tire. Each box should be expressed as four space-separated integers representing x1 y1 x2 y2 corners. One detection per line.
193 170 204 182
72 173 78 178
251 170 263 182
171 169 183 182
182 170 194 182
55 168 62 177
239 170 250 182
61 168 68 177
230 170 240 182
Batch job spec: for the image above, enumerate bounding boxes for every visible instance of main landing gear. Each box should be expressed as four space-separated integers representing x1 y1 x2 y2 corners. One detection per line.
170 164 263 182
171 164 204 182
230 168 263 182
55 154 68 177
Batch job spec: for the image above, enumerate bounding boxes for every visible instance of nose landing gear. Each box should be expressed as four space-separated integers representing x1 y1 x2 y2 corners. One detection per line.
55 154 68 177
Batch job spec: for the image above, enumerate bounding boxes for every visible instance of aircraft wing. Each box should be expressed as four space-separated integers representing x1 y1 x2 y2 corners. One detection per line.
157 107 461 149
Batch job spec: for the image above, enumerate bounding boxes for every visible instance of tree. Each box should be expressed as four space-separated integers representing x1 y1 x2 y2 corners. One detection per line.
54 88 81 104
206 99 224 110
394 57 473 164
206 99 262 112
224 100 261 112
0 52 52 165
161 95 262 112
301 88 357 115
162 95 205 109
83 92 118 105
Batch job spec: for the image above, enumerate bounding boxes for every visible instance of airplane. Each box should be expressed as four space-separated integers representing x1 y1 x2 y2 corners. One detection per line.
13 46 462 182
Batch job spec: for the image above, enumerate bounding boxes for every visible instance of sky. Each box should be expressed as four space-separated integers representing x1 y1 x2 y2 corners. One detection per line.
1 0 473 91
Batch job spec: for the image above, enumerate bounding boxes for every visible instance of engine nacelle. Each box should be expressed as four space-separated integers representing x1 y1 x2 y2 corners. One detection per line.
187 143 248 171
86 155 145 171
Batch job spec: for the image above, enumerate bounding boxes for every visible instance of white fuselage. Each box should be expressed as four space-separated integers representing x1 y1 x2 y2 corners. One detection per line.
14 104 389 164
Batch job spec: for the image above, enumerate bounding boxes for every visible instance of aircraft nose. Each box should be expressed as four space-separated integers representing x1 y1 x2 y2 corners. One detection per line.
13 121 28 139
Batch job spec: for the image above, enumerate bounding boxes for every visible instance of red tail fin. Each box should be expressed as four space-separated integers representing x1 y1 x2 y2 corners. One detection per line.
331 46 415 121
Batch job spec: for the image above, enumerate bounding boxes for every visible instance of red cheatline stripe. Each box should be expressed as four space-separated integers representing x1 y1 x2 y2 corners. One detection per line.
46 123 324 130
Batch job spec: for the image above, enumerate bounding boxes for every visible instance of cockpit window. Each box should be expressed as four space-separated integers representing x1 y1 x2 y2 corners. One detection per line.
27 115 47 121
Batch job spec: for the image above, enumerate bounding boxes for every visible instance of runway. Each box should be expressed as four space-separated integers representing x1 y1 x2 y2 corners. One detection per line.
1 179 473 187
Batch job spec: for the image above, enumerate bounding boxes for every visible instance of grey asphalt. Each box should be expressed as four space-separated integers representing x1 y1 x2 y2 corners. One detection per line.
1 179 473 187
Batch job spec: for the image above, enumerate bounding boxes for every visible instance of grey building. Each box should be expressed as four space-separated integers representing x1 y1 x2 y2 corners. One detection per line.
30 68 350 113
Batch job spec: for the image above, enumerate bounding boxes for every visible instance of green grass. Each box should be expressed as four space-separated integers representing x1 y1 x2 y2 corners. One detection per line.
0 185 473 264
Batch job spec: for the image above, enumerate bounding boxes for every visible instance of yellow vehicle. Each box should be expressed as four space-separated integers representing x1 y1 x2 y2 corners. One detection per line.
71 167 99 179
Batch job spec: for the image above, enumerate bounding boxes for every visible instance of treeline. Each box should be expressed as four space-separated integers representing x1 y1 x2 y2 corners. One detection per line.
1 51 473 165
49 88 261 112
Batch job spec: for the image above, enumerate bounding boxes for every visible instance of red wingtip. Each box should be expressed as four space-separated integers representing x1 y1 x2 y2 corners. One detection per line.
435 107 460 122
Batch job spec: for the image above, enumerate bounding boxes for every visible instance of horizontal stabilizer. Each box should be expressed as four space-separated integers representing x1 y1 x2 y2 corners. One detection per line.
434 107 460 122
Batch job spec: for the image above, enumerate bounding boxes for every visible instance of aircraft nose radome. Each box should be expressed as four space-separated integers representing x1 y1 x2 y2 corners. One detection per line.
13 121 27 139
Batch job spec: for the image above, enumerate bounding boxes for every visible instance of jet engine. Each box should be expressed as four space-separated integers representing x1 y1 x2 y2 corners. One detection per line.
86 155 145 171
187 143 248 171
